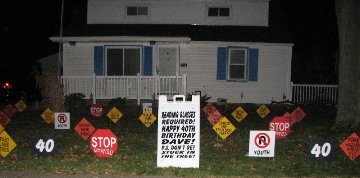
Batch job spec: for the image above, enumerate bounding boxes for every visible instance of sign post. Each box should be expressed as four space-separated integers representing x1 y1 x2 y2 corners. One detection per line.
248 131 275 157
157 95 200 168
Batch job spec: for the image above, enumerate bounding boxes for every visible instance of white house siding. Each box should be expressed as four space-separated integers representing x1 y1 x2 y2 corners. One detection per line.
180 42 292 104
63 43 94 76
87 0 269 26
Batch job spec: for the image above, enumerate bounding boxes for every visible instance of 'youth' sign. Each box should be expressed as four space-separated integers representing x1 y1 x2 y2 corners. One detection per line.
157 95 200 168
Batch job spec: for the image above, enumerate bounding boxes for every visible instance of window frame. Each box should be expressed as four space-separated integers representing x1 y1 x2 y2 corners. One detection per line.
227 47 248 81
126 6 149 16
105 46 142 76
207 7 231 17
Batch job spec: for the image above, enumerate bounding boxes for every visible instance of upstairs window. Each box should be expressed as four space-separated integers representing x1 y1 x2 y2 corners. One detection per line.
208 7 230 17
127 6 148 16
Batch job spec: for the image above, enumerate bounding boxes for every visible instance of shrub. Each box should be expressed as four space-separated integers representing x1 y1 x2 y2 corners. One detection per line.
64 93 86 112
108 97 127 108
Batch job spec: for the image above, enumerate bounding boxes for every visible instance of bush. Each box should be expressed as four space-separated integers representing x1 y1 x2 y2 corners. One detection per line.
108 97 127 108
64 93 86 112
186 93 211 107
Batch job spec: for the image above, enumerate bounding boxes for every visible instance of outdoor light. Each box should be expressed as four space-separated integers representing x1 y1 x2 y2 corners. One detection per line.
2 82 12 89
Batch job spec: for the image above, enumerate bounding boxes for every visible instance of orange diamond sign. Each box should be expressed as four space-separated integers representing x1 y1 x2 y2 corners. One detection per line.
202 102 217 115
0 112 11 127
291 106 306 123
207 110 223 126
74 118 96 140
3 104 16 118
339 133 360 160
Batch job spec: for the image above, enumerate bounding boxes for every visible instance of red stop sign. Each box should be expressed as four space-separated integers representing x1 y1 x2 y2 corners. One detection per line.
269 116 291 139
90 129 118 158
90 104 103 118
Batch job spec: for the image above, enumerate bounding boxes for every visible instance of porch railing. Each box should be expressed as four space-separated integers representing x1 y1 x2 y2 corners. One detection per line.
61 74 187 105
291 83 338 105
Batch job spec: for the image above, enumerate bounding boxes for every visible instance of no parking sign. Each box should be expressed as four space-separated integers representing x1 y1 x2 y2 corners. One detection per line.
248 131 275 157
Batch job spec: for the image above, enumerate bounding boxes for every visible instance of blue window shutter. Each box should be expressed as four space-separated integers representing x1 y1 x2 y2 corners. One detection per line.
248 48 259 81
217 47 227 80
143 46 153 76
94 46 104 76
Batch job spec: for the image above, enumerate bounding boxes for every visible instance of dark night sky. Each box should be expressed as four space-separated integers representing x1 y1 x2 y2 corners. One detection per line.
0 0 339 92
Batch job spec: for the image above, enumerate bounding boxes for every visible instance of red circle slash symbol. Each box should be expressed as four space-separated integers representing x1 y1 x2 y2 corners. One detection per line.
255 133 270 148
57 114 67 123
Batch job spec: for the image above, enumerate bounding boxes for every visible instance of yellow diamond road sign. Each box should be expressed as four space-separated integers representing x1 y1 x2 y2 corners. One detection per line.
0 124 4 133
15 100 27 112
107 107 123 123
0 131 17 158
213 117 236 140
231 106 248 123
139 110 157 127
256 104 271 118
41 108 55 124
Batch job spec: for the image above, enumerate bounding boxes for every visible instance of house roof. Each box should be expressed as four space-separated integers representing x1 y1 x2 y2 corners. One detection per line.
60 0 292 43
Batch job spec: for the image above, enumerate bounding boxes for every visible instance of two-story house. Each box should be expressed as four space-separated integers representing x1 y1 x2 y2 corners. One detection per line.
50 0 293 104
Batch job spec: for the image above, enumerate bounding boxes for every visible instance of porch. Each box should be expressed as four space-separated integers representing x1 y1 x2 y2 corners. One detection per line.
61 75 338 105
61 74 187 105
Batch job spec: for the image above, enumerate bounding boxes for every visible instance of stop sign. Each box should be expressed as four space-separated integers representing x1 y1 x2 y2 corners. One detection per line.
90 129 118 158
269 116 290 139
90 104 103 118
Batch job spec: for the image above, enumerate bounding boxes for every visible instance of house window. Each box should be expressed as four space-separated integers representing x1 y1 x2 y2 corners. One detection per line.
106 47 141 76
127 6 148 16
228 48 247 80
208 7 230 17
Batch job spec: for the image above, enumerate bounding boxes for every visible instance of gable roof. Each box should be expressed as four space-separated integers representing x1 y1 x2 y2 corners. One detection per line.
60 0 292 43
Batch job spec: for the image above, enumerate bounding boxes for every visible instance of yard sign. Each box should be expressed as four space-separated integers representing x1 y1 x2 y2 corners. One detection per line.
55 112 70 129
139 110 157 127
213 117 236 140
0 131 16 158
339 132 360 160
256 104 271 118
157 95 200 168
3 104 16 118
0 112 11 127
106 107 123 124
41 108 54 124
15 100 27 112
74 118 96 140
231 106 248 123
248 130 275 157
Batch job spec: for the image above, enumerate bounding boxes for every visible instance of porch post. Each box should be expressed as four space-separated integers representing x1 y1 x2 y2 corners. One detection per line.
92 73 96 104
137 73 141 105
183 74 187 95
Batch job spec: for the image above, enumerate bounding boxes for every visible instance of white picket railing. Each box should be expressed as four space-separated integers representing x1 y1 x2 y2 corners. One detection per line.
61 74 187 105
291 83 338 105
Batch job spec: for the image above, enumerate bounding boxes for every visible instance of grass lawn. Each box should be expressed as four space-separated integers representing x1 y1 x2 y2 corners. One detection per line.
0 102 359 177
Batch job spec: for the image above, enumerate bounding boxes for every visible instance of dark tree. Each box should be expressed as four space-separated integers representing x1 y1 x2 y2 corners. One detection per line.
335 0 360 126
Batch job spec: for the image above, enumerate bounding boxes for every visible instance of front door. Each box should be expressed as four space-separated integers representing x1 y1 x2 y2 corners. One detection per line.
158 46 178 76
